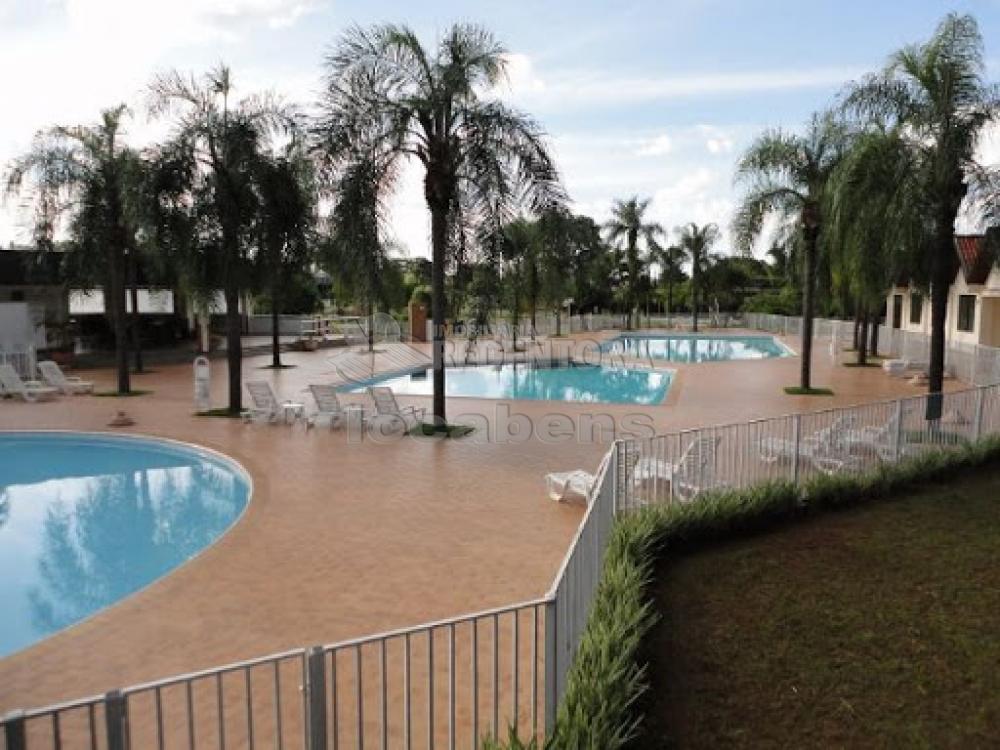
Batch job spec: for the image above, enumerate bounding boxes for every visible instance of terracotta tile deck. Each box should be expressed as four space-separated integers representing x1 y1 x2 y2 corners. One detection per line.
0 330 960 713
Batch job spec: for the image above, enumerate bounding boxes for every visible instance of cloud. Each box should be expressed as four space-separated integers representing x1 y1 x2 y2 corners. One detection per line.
635 134 673 157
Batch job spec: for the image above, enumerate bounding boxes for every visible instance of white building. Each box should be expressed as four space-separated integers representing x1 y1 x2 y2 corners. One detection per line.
886 234 1000 348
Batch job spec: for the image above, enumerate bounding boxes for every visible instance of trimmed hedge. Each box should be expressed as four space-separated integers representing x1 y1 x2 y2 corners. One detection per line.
498 435 1000 749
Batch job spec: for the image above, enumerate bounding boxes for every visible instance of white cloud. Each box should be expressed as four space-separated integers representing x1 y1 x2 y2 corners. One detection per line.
635 134 673 157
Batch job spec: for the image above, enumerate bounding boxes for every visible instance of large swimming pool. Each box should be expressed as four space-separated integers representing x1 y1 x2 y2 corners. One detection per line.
602 334 791 363
0 432 250 658
348 362 672 404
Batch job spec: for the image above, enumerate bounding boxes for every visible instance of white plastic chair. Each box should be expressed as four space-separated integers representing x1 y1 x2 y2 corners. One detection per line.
0 363 59 402
367 386 425 430
242 381 303 424
37 360 94 395
307 384 346 429
632 435 724 502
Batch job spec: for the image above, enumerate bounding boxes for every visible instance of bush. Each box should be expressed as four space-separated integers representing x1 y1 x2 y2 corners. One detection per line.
504 436 1000 750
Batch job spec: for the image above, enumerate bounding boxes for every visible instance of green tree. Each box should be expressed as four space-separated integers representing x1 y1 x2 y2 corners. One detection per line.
604 197 662 329
844 12 998 407
6 104 141 393
149 65 299 414
315 23 563 425
652 243 685 316
676 222 720 331
734 112 848 391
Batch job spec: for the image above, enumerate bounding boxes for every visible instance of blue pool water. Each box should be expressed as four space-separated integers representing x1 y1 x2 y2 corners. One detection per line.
0 433 250 658
602 334 791 363
349 362 672 405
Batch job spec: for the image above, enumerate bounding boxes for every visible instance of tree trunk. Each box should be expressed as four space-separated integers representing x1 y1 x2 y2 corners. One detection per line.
225 282 242 414
430 204 448 425
270 285 281 368
869 315 879 358
857 310 869 366
128 251 143 373
109 249 130 395
800 225 818 391
555 308 561 337
691 268 699 333
368 297 375 353
852 310 861 351
926 259 950 421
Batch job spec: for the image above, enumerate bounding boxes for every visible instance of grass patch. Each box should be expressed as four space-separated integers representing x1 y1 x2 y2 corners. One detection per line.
639 464 1000 748
407 422 476 438
93 389 153 397
784 386 835 396
523 434 1000 750
195 408 243 418
258 363 297 369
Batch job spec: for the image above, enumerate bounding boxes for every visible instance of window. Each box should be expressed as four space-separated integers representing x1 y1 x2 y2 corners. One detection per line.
891 294 903 328
957 295 977 333
909 293 923 325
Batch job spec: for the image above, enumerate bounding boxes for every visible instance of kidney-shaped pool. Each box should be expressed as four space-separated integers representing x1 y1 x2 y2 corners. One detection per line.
0 432 250 658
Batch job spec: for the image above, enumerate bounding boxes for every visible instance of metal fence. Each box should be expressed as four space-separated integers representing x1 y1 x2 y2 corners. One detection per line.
6 368 1000 749
0 348 36 380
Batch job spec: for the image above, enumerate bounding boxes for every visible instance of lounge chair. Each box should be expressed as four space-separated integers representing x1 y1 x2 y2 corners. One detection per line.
760 415 860 475
545 452 613 503
883 358 927 378
367 386 425 430
631 435 724 502
0 363 59 402
37 360 94 395
242 381 303 424
306 384 346 429
844 411 902 461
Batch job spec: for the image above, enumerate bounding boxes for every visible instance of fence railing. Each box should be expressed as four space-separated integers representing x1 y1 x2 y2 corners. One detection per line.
0 348 36 380
6 367 1000 749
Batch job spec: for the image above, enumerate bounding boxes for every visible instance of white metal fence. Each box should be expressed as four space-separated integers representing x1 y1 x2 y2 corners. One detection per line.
0 348 36 380
6 383 1000 748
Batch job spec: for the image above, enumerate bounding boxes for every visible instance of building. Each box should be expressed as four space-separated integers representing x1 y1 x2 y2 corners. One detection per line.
886 233 1000 348
0 246 68 349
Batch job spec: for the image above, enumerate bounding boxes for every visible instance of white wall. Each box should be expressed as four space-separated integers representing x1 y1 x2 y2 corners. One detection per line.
0 302 34 350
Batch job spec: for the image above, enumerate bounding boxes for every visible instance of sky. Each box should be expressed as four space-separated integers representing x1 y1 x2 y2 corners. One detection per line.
3 0 1000 259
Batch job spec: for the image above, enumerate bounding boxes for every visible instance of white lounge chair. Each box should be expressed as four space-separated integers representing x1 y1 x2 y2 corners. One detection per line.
306 384 346 429
367 386 425 430
844 412 902 461
883 358 927 378
760 415 860 475
242 381 303 424
37 360 94 395
0 363 59 402
631 435 724 502
545 469 595 503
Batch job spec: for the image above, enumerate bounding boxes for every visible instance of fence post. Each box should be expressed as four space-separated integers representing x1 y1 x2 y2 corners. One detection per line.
306 646 328 750
893 399 905 462
105 690 127 750
611 441 620 516
791 414 801 485
543 599 558 736
2 711 26 750
973 387 985 442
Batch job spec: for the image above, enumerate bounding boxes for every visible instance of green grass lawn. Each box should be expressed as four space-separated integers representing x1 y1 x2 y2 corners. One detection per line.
638 468 1000 748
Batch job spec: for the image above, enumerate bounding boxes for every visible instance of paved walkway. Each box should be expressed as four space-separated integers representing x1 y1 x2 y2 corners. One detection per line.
0 331 960 713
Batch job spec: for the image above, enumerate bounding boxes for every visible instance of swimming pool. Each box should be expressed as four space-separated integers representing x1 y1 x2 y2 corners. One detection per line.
0 432 250 658
602 334 791 363
348 362 672 405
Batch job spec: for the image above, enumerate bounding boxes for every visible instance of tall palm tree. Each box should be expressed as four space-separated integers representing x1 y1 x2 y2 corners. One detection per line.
255 145 316 367
604 197 662 329
676 223 720 332
314 24 563 426
734 112 848 391
844 12 998 408
148 65 299 414
6 105 141 394
653 243 684 316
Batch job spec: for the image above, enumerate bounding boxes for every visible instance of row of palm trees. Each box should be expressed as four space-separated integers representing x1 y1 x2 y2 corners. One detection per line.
734 12 998 413
604 196 720 331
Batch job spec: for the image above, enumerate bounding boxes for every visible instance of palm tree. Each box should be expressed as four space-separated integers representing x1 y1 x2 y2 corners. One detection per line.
6 105 141 394
826 127 921 365
734 112 848 391
314 23 563 426
844 13 998 409
500 218 540 350
148 65 299 414
676 223 719 331
652 243 684 316
604 197 662 329
255 145 316 367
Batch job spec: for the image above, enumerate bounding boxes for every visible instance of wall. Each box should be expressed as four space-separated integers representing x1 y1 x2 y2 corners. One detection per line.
0 302 33 350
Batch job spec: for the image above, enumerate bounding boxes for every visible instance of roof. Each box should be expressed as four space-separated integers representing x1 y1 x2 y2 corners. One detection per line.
0 249 64 286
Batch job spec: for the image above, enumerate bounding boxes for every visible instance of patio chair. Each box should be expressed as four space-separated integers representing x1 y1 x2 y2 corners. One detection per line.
545 452 613 504
367 386 426 430
0 363 59 402
844 411 902 461
882 358 927 378
37 360 94 395
760 415 860 475
306 384 346 429
631 435 724 502
242 381 303 424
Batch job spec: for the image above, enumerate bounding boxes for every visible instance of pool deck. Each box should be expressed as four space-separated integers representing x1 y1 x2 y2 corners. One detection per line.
0 329 963 712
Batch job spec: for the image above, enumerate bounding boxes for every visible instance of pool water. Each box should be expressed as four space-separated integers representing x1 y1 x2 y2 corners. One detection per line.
603 334 791 363
349 362 672 405
0 433 250 658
